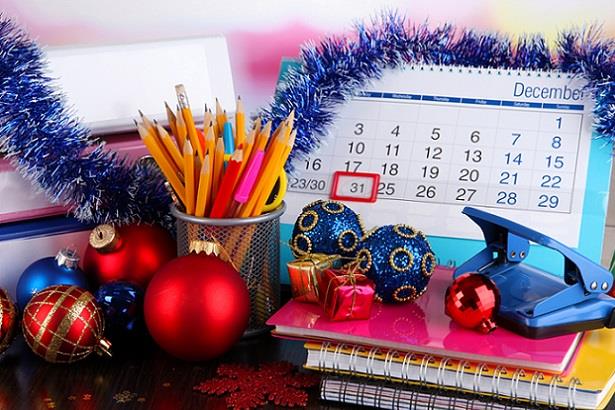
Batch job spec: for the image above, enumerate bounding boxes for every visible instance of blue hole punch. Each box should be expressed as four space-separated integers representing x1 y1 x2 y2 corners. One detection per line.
454 207 615 339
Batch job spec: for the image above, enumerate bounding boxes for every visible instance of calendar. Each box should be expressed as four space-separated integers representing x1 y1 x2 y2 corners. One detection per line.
279 64 612 277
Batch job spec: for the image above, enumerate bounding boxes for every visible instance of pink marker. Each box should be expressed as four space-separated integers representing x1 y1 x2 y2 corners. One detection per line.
234 150 265 203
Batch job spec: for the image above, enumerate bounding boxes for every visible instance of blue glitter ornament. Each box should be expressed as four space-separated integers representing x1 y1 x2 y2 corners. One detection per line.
95 281 145 344
290 200 365 257
16 248 89 309
356 224 436 304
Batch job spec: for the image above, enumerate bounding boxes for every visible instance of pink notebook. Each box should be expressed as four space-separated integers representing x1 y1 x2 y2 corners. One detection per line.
268 267 581 372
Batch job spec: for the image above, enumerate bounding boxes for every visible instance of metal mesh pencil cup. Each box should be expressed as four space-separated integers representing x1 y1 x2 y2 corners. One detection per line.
172 203 285 337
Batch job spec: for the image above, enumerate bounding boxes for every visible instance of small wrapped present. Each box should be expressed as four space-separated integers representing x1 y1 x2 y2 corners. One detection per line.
318 267 375 321
287 254 341 303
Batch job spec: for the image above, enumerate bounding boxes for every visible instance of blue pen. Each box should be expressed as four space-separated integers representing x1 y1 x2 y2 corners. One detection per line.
223 122 234 161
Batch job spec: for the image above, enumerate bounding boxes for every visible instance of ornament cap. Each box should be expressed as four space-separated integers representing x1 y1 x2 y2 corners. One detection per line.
90 224 119 253
479 318 497 334
96 338 112 357
189 240 231 264
55 248 80 269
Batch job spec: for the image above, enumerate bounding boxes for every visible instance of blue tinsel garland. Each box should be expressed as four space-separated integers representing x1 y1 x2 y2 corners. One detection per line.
0 18 171 226
0 13 614 224
260 14 615 170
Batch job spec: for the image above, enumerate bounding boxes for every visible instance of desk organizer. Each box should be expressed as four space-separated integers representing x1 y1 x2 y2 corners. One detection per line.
172 203 285 336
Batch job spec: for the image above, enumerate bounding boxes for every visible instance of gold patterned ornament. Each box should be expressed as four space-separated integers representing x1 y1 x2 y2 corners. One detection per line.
22 285 111 363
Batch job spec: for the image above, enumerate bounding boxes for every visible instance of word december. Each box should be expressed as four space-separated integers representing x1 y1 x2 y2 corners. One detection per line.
513 82 584 101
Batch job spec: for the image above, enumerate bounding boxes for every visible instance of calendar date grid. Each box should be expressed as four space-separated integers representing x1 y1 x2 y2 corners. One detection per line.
289 96 584 214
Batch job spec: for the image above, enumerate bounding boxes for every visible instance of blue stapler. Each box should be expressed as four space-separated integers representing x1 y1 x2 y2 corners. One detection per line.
454 207 615 339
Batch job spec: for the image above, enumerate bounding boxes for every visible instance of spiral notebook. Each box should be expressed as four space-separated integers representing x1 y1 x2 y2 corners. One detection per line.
267 267 581 372
307 327 615 409
319 371 615 410
320 376 535 410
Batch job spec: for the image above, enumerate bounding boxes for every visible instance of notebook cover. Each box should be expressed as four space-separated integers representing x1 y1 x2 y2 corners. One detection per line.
267 267 580 372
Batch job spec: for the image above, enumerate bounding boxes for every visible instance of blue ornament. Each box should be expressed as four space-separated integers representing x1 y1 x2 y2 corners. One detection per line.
16 248 88 309
291 200 364 257
356 224 436 304
95 281 145 344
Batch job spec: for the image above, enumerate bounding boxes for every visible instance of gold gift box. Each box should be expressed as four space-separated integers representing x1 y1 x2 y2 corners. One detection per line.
287 254 341 303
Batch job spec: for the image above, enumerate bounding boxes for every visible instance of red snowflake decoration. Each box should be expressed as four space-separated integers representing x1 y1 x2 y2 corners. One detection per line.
193 362 320 409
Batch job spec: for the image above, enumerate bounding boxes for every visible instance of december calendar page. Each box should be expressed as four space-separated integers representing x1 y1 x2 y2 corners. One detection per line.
279 64 612 276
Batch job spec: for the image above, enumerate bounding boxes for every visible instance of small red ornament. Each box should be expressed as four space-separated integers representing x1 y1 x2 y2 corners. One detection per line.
22 285 111 363
83 224 176 288
0 289 17 354
445 273 500 334
144 253 250 361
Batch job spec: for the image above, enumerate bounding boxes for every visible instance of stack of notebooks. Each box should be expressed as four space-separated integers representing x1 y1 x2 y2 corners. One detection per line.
268 267 615 409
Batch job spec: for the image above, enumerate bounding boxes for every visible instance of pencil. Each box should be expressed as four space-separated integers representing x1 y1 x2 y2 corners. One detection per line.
175 106 187 151
252 117 262 136
165 102 179 140
223 122 235 157
137 122 185 204
195 155 211 217
176 84 204 161
210 150 244 218
215 98 227 136
212 138 225 200
157 124 184 174
252 129 296 216
184 140 196 215
236 96 245 148
240 129 256 174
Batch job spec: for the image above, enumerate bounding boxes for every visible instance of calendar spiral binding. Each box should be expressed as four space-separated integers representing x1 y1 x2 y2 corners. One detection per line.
402 64 576 79
316 342 583 409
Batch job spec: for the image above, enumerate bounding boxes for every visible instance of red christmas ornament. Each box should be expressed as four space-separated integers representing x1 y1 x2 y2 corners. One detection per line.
0 289 17 354
22 285 111 363
144 253 250 361
445 273 500 334
83 224 176 288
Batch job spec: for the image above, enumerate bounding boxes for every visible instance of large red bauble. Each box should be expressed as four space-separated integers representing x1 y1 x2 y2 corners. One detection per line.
83 224 176 288
445 273 500 334
144 253 250 361
0 289 17 354
22 285 111 363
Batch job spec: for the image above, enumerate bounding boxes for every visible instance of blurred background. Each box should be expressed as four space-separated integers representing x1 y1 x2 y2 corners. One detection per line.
5 0 615 111
4 0 615 265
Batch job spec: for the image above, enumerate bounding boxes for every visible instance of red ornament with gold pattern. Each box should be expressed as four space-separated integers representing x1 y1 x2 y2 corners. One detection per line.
445 272 500 334
22 285 111 363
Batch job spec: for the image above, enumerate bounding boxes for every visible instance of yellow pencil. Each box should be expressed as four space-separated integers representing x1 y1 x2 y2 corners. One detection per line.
165 102 178 140
239 132 287 217
138 110 156 134
184 140 196 215
212 137 225 199
176 84 204 161
240 129 256 174
136 123 185 204
175 106 187 151
195 155 211 217
236 96 245 148
157 124 184 174
252 117 262 136
255 121 272 151
252 129 296 216
215 98 227 136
